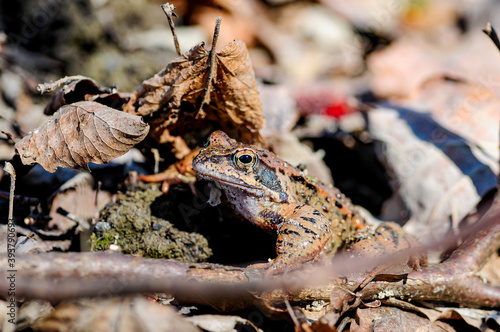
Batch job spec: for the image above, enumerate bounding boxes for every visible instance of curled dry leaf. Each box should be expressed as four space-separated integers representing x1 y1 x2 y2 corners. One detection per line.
40 76 108 115
40 75 129 115
123 40 264 154
15 101 149 173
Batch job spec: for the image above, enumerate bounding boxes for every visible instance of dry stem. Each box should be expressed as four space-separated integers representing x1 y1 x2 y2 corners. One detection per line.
161 3 181 56
197 17 222 118
483 22 500 52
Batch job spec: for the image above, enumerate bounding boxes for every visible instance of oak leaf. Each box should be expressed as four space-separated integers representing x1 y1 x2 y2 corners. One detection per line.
15 101 149 172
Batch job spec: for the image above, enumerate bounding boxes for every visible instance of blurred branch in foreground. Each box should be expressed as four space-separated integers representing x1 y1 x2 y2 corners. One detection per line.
1 192 500 310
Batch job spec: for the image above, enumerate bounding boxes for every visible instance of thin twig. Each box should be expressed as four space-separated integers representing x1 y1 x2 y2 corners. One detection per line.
4 162 16 226
1 130 15 144
161 3 181 56
197 17 222 118
37 75 91 94
152 148 161 174
483 22 500 52
284 295 300 328
56 207 87 229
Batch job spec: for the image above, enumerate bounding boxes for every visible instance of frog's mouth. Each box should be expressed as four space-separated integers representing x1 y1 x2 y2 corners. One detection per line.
208 177 258 190
198 172 259 190
193 163 260 191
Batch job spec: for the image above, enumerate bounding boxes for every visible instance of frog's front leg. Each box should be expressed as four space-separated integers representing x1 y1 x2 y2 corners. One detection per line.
259 203 332 274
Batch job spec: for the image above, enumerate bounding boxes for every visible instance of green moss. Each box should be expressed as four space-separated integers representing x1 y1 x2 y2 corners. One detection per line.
91 183 212 262
91 233 116 252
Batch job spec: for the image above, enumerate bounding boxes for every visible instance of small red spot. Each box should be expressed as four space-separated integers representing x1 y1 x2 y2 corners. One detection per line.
325 101 353 119
295 88 355 119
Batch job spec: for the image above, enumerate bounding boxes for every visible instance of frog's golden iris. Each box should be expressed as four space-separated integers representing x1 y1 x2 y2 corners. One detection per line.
233 150 257 169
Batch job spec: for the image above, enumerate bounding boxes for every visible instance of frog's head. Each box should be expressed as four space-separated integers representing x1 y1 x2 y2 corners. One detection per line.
192 131 288 202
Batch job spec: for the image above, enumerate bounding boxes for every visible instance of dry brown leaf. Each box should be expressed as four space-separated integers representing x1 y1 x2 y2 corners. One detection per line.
186 315 262 332
32 297 200 332
39 76 124 115
351 307 455 332
123 39 264 154
17 300 54 331
368 77 499 240
418 307 496 331
48 172 112 236
15 101 149 173
124 40 262 122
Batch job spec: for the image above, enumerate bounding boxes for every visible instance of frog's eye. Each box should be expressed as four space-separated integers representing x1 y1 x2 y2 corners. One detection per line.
233 150 257 169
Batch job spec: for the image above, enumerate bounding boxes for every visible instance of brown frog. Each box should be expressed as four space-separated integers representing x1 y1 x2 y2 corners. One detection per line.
192 131 366 273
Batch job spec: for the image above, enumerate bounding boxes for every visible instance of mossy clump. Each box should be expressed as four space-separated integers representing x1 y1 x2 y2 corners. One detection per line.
91 183 212 262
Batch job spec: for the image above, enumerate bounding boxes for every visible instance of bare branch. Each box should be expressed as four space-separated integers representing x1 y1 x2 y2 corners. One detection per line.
2 194 500 309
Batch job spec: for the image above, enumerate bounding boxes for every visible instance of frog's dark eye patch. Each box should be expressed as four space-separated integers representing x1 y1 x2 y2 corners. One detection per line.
233 150 257 169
